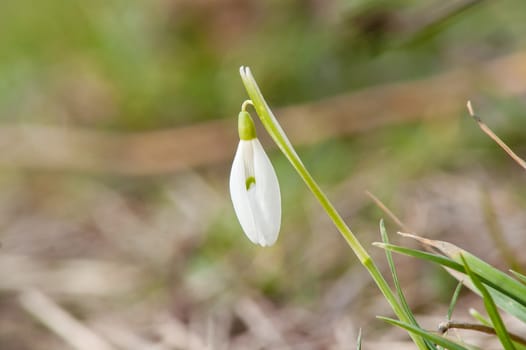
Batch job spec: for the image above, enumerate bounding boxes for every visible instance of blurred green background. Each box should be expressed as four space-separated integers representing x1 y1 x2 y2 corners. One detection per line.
1 0 526 349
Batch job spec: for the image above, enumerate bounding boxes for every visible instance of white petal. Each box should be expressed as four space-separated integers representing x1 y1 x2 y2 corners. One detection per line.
230 141 258 244
251 139 281 245
229 139 281 246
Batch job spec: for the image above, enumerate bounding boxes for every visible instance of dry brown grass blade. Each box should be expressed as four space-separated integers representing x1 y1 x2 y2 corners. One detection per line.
466 100 526 171
439 320 526 346
1 52 526 175
365 190 410 232
397 231 464 257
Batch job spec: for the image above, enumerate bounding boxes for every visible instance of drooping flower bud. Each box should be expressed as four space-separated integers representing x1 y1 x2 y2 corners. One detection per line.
229 108 281 246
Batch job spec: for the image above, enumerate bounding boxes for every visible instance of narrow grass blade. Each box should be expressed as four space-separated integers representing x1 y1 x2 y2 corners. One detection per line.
469 308 491 327
378 317 471 350
467 101 526 171
373 242 464 271
380 220 417 323
447 281 463 321
379 221 436 350
461 254 516 350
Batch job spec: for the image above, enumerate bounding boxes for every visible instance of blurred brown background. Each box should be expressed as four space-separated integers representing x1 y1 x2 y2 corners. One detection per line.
1 0 526 349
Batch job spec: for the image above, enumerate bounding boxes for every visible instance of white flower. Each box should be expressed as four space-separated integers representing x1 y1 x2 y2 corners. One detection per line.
229 111 281 246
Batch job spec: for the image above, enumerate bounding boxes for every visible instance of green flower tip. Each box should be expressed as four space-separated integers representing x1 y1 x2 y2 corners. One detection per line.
238 111 256 140
245 176 256 190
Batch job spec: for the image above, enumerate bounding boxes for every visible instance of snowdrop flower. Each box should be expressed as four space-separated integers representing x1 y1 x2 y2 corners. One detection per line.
229 107 281 246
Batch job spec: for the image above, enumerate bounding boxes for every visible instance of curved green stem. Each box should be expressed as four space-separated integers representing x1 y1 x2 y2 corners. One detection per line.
239 67 428 349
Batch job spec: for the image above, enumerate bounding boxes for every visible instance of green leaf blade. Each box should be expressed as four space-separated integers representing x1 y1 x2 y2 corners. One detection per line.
376 242 526 323
461 254 516 350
